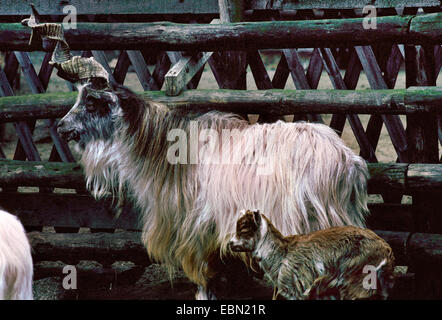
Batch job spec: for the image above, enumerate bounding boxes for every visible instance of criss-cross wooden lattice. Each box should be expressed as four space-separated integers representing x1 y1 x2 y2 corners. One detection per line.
1 7 441 163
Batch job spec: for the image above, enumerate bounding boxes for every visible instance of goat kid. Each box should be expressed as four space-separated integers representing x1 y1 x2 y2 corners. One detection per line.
0 210 33 300
229 210 395 300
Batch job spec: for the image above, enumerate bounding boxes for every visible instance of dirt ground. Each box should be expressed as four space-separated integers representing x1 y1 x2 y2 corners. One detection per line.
1 50 439 299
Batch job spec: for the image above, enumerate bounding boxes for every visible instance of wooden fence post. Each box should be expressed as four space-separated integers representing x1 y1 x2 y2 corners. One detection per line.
208 0 248 122
405 43 441 299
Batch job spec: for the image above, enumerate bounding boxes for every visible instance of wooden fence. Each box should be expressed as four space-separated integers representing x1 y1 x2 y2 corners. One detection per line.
0 0 442 299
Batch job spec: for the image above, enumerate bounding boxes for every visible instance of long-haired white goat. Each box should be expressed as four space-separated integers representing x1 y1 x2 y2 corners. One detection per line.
22 13 369 299
0 209 33 300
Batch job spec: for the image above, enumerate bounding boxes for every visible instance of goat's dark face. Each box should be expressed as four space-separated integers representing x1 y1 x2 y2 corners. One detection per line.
57 83 120 149
228 210 263 252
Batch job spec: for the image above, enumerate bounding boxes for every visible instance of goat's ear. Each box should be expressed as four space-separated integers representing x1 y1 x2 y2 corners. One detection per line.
253 210 261 226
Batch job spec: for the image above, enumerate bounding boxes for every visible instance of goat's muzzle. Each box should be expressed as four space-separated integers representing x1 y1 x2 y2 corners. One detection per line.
57 120 79 142
228 238 249 252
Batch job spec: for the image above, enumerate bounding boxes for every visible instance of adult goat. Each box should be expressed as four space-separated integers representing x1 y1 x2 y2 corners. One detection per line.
23 10 369 299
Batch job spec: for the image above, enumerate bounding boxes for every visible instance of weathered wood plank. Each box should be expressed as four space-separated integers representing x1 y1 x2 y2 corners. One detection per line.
3 13 442 51
165 52 212 96
0 160 84 188
1 0 438 16
330 48 361 134
0 192 139 231
126 51 159 91
0 0 220 16
0 64 41 162
1 88 442 123
208 0 247 95
1 160 441 193
151 52 172 90
271 54 290 89
282 49 323 122
14 52 75 163
408 164 442 190
367 163 408 193
164 19 220 96
319 47 377 162
356 46 409 163
0 191 415 232
28 231 151 266
248 0 441 10
247 50 284 123
25 229 442 269
367 203 413 232
113 51 130 85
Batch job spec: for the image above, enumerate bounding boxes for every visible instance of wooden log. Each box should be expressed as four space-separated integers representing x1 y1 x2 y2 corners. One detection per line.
248 0 440 10
0 160 441 193
375 231 442 267
28 231 151 266
374 230 410 266
408 164 442 190
33 260 146 288
409 232 442 299
1 88 442 124
0 191 417 232
0 160 84 188
26 230 442 270
367 203 413 232
367 163 408 193
1 0 439 16
2 13 442 51
0 192 140 231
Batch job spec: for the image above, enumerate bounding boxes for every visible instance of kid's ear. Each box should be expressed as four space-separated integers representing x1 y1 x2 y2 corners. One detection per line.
253 210 261 226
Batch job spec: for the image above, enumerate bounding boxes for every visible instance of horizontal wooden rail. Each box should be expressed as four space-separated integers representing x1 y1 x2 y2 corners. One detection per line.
27 230 442 266
0 192 413 232
0 192 140 231
28 231 151 266
1 0 439 16
0 160 441 192
1 88 442 123
1 13 441 51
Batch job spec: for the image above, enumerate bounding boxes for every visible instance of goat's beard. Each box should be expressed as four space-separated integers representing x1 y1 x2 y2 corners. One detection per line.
79 137 124 200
